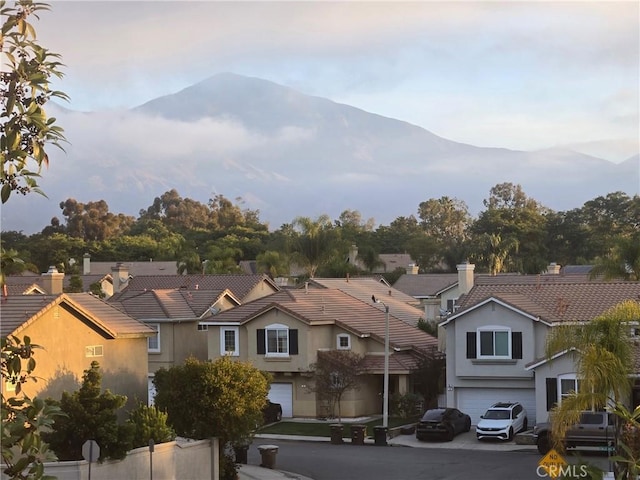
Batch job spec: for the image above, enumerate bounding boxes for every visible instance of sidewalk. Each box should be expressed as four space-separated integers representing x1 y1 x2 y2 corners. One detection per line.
238 464 314 480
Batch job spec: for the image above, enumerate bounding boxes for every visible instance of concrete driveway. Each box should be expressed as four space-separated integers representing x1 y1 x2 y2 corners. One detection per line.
389 429 538 451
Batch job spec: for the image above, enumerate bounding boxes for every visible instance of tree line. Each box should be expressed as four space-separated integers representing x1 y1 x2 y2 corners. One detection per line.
2 184 639 280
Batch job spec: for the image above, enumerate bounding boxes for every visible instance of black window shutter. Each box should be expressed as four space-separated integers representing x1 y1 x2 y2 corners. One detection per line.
466 332 477 359
546 378 557 411
257 329 266 354
289 329 298 355
512 332 522 359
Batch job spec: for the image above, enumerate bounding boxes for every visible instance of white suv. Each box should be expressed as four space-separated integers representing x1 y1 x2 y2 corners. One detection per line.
476 402 528 441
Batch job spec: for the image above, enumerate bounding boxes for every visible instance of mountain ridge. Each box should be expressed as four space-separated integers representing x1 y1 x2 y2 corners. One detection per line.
2 73 637 234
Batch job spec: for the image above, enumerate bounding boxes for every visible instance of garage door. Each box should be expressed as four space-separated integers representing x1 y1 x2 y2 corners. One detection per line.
268 383 293 418
456 388 536 426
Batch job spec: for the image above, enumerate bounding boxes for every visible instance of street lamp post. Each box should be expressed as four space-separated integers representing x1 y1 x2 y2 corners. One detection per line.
372 295 390 429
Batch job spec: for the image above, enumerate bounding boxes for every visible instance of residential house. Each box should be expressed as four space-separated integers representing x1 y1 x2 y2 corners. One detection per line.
201 288 439 419
439 267 640 425
306 277 425 327
108 274 281 401
0 285 154 411
345 244 416 274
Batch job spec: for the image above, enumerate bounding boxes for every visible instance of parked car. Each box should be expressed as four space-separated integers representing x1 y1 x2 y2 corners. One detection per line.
476 402 528 441
533 411 615 455
262 400 283 423
416 407 472 441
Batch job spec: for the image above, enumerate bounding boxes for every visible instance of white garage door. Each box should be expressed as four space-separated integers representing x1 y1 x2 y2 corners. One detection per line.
457 388 536 426
268 383 293 418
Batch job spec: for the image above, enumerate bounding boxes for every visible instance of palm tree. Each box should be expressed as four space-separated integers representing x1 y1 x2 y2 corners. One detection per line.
290 215 340 278
544 300 640 475
590 233 640 281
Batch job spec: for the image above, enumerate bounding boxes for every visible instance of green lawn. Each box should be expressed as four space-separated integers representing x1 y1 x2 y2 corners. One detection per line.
258 417 417 438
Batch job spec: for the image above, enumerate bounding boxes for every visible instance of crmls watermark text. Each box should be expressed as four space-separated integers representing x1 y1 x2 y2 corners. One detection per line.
536 464 590 478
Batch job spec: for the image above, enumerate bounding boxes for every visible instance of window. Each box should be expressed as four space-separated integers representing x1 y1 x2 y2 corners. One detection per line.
479 328 510 357
257 325 298 356
220 327 239 356
197 324 209 331
466 328 522 360
337 334 351 350
85 345 103 357
148 323 160 353
559 374 582 402
267 326 289 356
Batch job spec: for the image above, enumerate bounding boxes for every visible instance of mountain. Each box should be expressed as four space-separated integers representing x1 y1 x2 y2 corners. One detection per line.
2 73 638 234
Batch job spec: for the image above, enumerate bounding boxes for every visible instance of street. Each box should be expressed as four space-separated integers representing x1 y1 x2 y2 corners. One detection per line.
247 439 612 480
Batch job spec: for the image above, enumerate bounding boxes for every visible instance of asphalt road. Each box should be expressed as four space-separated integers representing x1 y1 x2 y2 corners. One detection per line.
247 439 612 480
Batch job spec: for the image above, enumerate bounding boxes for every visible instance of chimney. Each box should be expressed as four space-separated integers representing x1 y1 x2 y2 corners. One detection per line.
546 262 561 275
406 263 419 275
83 253 91 274
42 266 64 295
457 262 475 295
111 263 130 294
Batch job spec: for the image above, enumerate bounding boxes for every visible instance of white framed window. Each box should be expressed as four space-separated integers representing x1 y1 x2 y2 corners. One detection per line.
336 334 351 350
558 373 582 403
477 326 511 359
220 327 239 356
148 323 161 353
85 345 104 357
266 323 289 356
198 324 209 331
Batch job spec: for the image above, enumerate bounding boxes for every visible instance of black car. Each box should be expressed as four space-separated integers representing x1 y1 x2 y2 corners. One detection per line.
262 400 283 423
416 407 472 441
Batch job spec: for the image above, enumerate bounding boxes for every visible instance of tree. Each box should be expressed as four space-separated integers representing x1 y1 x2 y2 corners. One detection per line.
127 402 175 449
544 300 640 475
153 356 271 480
307 350 364 422
1 335 63 480
471 183 548 273
589 232 640 281
290 215 342 278
256 250 289 279
410 349 445 410
43 361 135 462
417 196 471 244
1 0 68 203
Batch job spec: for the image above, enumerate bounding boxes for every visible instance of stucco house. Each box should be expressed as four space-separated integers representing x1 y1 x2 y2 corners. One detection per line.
108 273 281 402
0 289 154 411
439 268 640 426
201 287 438 419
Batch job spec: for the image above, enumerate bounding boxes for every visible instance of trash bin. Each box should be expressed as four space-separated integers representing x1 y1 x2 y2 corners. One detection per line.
373 426 388 446
233 444 249 464
350 424 366 445
257 444 279 469
330 424 344 445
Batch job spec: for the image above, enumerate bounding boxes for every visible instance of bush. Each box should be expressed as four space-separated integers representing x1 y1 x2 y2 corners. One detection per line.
390 392 422 419
128 402 175 449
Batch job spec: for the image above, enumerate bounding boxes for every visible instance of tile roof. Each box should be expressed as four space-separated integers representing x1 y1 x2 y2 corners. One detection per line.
453 279 640 324
0 293 154 338
5 274 110 294
111 288 237 320
207 289 438 351
361 351 425 373
112 274 279 302
83 261 178 276
378 253 414 273
393 274 459 297
307 277 424 327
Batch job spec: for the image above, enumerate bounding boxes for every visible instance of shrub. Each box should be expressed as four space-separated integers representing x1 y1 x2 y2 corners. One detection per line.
128 402 176 449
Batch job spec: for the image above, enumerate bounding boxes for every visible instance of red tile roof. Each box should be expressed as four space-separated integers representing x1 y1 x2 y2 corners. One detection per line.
113 274 278 302
208 289 438 351
454 280 640 324
0 293 154 338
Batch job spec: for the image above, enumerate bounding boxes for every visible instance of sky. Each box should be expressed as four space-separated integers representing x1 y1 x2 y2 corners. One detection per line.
35 0 640 163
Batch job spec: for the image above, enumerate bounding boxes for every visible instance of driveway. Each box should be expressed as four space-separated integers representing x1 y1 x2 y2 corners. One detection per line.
389 429 538 451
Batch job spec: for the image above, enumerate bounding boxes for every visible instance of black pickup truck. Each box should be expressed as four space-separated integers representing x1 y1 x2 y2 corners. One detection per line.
533 411 616 455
